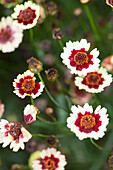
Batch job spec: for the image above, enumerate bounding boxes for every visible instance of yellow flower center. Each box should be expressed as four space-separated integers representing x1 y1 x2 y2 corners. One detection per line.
22 79 35 92
74 52 88 65
80 115 96 129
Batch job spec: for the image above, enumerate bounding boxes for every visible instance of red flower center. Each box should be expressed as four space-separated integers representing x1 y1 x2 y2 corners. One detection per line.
74 52 88 65
0 26 14 44
80 115 96 129
45 158 56 170
22 79 35 92
9 123 22 140
18 8 34 22
108 0 113 6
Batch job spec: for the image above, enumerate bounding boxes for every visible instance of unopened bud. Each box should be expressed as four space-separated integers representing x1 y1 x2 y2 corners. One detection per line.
80 0 90 4
46 135 59 147
52 28 63 40
45 68 58 81
45 107 53 115
11 164 22 170
45 1 57 15
27 57 43 73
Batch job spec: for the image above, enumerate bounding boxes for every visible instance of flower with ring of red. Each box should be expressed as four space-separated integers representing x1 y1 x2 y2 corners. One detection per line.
13 70 44 99
12 1 40 29
67 103 109 140
61 39 100 76
0 119 32 152
75 67 113 93
32 148 67 170
106 0 113 8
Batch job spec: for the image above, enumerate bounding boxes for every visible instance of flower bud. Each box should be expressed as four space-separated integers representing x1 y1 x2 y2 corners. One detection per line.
27 57 43 73
52 27 63 40
45 107 53 115
45 68 58 81
80 0 90 4
46 135 59 148
45 1 57 15
11 164 22 170
106 0 113 8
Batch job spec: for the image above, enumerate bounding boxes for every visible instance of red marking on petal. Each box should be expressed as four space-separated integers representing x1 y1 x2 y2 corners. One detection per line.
24 114 34 124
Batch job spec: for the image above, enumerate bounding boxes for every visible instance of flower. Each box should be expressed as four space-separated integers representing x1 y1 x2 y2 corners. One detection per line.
106 0 113 8
45 1 57 16
61 39 100 76
0 119 32 152
0 16 23 53
75 67 113 93
13 70 44 99
101 55 113 73
12 1 40 29
67 103 109 140
0 100 4 118
32 147 67 170
24 104 39 124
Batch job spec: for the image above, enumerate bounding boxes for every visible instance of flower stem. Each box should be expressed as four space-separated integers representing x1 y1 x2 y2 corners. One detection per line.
30 96 34 105
84 4 100 41
56 79 71 96
58 39 64 49
93 93 100 105
37 115 58 124
90 138 103 150
32 133 50 138
29 29 34 44
37 73 68 113
49 114 57 122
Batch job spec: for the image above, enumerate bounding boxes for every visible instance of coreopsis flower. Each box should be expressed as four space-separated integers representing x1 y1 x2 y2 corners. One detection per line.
106 0 113 8
0 119 32 152
24 104 39 124
32 148 67 170
0 100 4 118
75 67 113 93
102 55 113 73
108 155 113 167
67 103 109 140
0 17 23 53
61 39 100 76
12 1 40 30
13 70 44 99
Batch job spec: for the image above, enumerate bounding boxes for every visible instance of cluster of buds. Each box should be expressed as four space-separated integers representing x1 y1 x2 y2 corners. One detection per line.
27 57 43 73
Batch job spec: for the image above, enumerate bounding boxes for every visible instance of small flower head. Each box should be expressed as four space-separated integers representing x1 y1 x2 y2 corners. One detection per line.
12 1 40 30
106 0 113 8
46 135 59 148
45 68 58 81
73 8 82 16
52 27 63 40
13 70 44 99
45 107 53 115
0 119 32 152
75 67 113 93
67 103 109 140
37 5 46 24
0 17 23 53
32 147 67 170
27 57 43 73
11 164 22 170
45 1 57 16
108 155 113 167
102 55 113 73
61 39 100 76
80 0 90 4
24 104 39 124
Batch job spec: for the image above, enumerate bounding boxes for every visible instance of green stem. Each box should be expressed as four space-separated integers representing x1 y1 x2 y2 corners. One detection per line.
15 0 19 3
37 115 58 124
29 29 34 44
90 138 103 150
58 39 64 49
32 133 50 138
56 79 71 96
93 93 100 105
30 96 34 105
49 114 57 122
84 5 100 41
37 73 68 113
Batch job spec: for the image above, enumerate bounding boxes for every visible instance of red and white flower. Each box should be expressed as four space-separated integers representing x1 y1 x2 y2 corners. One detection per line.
60 39 100 76
12 1 40 29
13 70 44 99
24 104 39 124
32 147 67 170
106 0 113 8
67 103 109 140
75 67 112 93
0 119 32 152
0 16 23 53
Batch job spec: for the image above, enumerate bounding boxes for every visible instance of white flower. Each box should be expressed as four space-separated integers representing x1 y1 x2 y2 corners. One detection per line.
0 16 23 53
67 103 109 140
75 67 113 93
60 39 100 76
12 1 40 29
13 70 44 99
24 104 39 124
32 147 67 170
0 119 32 152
